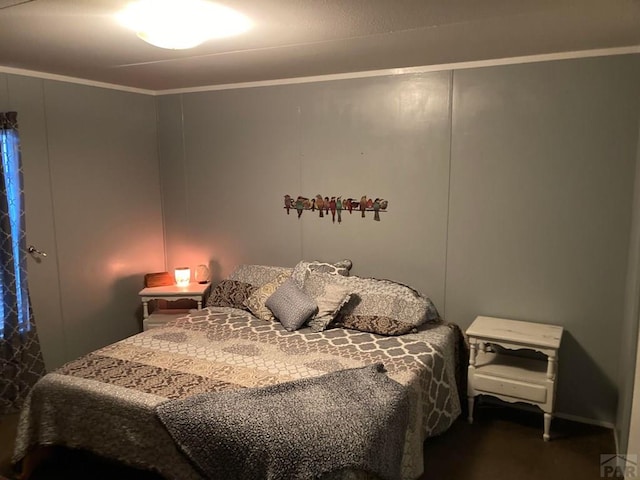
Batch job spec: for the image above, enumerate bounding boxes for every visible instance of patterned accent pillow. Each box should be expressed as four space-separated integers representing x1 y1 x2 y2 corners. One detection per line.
228 264 293 288
302 273 352 332
291 259 352 287
265 278 318 332
243 272 291 321
301 272 441 335
206 280 256 310
332 315 416 336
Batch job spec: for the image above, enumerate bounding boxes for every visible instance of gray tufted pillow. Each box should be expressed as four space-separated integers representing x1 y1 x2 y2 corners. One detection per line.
265 278 318 331
243 272 291 321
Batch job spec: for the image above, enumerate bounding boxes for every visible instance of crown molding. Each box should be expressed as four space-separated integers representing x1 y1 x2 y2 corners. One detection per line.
1 45 638 96
0 65 155 95
156 46 640 95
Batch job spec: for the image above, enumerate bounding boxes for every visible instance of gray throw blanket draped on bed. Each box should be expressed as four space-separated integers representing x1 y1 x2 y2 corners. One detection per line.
156 363 409 480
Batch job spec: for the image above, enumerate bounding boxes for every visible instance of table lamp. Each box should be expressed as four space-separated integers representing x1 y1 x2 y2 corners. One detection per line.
174 267 191 287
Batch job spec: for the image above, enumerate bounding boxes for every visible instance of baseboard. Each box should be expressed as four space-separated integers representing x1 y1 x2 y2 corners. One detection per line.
554 412 615 430
475 396 615 429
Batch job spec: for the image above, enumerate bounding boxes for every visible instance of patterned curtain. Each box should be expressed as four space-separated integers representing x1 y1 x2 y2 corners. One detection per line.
0 111 45 414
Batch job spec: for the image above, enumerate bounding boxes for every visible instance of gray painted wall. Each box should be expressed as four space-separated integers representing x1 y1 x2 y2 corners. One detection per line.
158 55 640 425
0 74 165 369
447 57 640 424
617 118 640 454
160 72 452 309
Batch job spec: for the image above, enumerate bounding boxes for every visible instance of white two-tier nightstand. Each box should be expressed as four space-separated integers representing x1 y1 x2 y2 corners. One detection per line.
139 282 211 331
466 316 563 441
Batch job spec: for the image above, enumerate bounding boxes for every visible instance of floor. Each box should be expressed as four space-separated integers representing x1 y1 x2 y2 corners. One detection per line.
0 414 19 480
421 404 620 480
0 403 620 480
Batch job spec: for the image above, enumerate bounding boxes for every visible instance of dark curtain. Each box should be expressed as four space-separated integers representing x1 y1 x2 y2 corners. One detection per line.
0 111 45 414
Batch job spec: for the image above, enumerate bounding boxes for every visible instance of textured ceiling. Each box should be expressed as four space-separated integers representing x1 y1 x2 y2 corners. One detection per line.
0 0 638 91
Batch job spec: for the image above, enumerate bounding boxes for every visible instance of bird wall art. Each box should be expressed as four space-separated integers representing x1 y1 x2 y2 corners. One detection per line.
283 195 388 223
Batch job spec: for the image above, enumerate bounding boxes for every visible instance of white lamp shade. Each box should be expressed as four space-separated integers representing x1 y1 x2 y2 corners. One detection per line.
174 267 191 286
195 264 210 283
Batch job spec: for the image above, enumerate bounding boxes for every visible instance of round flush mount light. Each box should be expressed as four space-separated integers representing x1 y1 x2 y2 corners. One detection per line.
116 0 252 50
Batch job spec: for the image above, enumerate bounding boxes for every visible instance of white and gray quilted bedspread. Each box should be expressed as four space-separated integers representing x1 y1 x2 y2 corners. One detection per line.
14 307 461 480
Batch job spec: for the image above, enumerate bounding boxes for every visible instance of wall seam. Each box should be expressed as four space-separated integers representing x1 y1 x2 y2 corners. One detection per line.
2 74 8 106
298 104 304 260
442 70 454 319
154 95 168 271
180 93 189 263
39 79 68 367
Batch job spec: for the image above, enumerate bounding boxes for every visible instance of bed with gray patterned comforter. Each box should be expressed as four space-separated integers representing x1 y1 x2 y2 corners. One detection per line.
13 306 461 480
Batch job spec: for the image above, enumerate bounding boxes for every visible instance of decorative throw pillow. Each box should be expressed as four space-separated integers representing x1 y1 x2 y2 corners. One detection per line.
265 278 318 332
332 315 417 336
243 272 291 321
302 273 352 332
228 264 293 288
291 259 352 287
206 280 257 310
301 272 441 335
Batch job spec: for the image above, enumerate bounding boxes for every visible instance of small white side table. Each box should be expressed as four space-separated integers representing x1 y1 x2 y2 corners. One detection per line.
138 283 211 331
466 316 563 441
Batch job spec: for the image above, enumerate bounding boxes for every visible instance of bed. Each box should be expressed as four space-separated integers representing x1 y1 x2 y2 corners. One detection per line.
13 261 462 480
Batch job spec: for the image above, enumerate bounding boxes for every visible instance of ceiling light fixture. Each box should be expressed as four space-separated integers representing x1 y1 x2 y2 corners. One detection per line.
116 0 252 50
